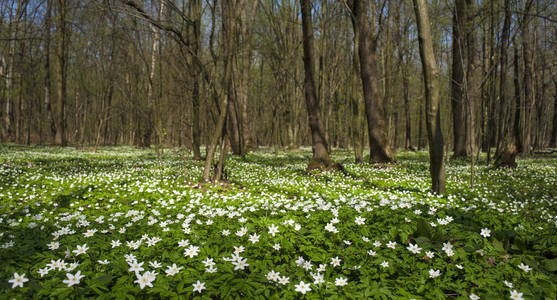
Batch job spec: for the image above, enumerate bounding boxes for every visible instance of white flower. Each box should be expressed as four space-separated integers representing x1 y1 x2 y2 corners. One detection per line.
236 227 247 237
480 228 491 238
8 273 28 288
504 280 513 288
184 245 200 258
294 281 311 294
83 229 97 237
149 261 162 269
178 239 189 247
325 223 338 233
47 241 60 250
334 277 348 286
62 271 85 287
456 264 464 270
368 249 377 256
38 268 49 277
222 229 230 236
273 243 281 250
386 241 397 249
510 290 524 300
267 270 280 282
429 269 441 278
407 243 422 254
202 257 215 267
373 241 382 247
128 261 144 273
248 233 260 244
355 216 365 225
330 256 341 267
73 244 89 256
232 257 249 270
268 224 279 237
206 265 217 273
165 263 182 276
278 276 290 285
192 280 205 293
470 293 480 300
425 251 434 259
518 263 531 273
312 272 324 285
380 261 389 268
134 272 155 289
111 240 121 248
98 259 110 265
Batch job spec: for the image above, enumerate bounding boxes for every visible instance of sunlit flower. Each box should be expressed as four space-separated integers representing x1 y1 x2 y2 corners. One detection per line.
8 273 28 288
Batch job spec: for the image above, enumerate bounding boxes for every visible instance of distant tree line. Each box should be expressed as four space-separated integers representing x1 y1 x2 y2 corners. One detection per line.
0 0 556 190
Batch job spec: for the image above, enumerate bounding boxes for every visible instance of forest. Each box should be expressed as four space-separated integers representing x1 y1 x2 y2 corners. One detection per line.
0 0 556 299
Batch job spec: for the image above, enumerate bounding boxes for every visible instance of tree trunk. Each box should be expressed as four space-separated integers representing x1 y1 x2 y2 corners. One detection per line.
55 0 68 146
300 0 335 170
512 40 522 153
349 0 394 163
550 78 557 148
202 0 232 182
190 0 202 160
412 0 446 194
494 0 517 168
44 0 56 143
143 0 165 148
238 0 258 154
521 0 534 155
451 0 466 158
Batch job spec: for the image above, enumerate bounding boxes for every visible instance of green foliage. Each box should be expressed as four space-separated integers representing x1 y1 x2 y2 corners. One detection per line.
0 146 556 298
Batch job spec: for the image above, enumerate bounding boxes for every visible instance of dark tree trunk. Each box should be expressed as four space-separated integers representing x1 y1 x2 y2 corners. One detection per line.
521 0 534 155
494 0 517 168
349 0 394 163
44 0 56 143
55 0 68 146
300 0 334 169
513 41 522 153
413 0 446 194
451 0 466 158
550 79 557 148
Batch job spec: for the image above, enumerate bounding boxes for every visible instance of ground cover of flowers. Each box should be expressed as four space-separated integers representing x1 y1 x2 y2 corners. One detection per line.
0 145 556 299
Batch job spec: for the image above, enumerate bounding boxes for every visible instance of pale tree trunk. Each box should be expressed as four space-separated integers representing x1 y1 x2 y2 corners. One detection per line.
349 0 395 163
412 0 446 194
300 0 334 169
44 0 56 143
144 0 165 148
55 0 68 146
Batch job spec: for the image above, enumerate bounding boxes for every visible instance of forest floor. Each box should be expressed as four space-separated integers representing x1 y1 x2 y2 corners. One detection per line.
0 145 556 299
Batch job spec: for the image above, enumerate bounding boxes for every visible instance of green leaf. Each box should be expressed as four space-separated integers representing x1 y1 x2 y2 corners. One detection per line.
492 239 505 252
543 258 557 272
